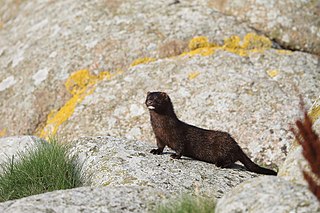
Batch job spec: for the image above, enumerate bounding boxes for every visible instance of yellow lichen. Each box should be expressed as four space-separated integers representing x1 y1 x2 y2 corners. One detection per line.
38 69 116 139
223 35 241 50
181 33 273 58
130 57 156 67
188 71 200 80
266 70 279 78
241 33 272 50
0 128 6 137
182 47 215 57
276 49 293 55
188 36 214 50
221 34 272 56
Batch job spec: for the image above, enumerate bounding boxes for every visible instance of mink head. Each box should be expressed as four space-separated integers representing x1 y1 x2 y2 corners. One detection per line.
145 91 174 113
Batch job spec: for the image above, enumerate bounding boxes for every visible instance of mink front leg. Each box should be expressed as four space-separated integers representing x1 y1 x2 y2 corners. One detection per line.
170 140 183 159
150 137 165 155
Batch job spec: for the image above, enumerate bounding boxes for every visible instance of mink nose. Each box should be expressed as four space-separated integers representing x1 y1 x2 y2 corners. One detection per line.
146 100 153 106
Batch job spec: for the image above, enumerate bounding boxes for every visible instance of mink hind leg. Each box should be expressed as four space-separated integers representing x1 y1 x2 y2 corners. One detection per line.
170 153 182 159
215 159 234 168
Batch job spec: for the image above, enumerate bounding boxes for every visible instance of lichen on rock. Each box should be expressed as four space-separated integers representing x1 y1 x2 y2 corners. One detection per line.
130 57 156 67
181 33 273 57
37 69 117 139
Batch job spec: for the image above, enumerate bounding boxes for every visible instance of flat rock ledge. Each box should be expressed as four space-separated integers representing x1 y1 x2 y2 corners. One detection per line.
68 136 259 198
2 136 318 212
0 136 260 212
0 185 168 213
215 176 320 213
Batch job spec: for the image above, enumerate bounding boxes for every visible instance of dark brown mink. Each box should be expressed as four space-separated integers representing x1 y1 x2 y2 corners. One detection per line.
145 91 277 176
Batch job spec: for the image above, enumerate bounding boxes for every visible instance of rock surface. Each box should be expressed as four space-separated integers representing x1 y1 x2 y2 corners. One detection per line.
215 176 320 213
278 97 320 185
0 136 41 172
68 136 259 198
0 135 262 212
1 0 319 168
0 0 254 137
1 1 320 212
59 49 319 166
0 185 169 213
209 0 320 55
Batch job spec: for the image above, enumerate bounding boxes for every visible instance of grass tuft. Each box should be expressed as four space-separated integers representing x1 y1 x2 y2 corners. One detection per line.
0 137 83 202
155 196 215 213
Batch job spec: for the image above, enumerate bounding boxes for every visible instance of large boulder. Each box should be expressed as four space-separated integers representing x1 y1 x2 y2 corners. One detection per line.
0 135 262 212
0 0 254 137
215 176 320 213
209 0 320 55
278 97 320 185
57 48 319 166
68 136 259 198
1 0 319 169
0 185 169 213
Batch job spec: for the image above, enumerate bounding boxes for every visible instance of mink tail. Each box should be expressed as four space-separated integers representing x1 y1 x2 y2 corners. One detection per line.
238 149 277 176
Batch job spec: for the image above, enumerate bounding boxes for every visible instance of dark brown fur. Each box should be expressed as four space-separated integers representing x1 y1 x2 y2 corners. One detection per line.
146 91 277 175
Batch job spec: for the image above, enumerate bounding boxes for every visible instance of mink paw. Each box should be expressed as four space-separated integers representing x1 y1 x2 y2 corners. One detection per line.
150 149 163 155
170 154 181 159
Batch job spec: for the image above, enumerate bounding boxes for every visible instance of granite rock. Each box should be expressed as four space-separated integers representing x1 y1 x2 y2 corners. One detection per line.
0 0 254 136
215 176 320 213
0 136 41 173
59 49 320 166
0 185 169 213
68 136 260 199
209 0 320 55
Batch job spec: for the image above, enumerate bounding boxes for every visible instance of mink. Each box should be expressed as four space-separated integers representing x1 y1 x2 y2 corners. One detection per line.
145 91 277 176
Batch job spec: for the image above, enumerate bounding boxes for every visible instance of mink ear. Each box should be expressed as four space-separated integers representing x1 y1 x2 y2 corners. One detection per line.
147 91 151 96
160 92 168 99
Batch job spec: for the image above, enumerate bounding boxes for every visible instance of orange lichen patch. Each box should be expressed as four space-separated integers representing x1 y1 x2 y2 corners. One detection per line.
188 36 215 50
188 71 200 80
241 33 272 50
266 70 279 78
222 35 246 56
182 47 215 57
0 128 6 137
222 33 272 56
38 69 116 139
181 33 273 58
130 57 156 67
223 35 241 49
